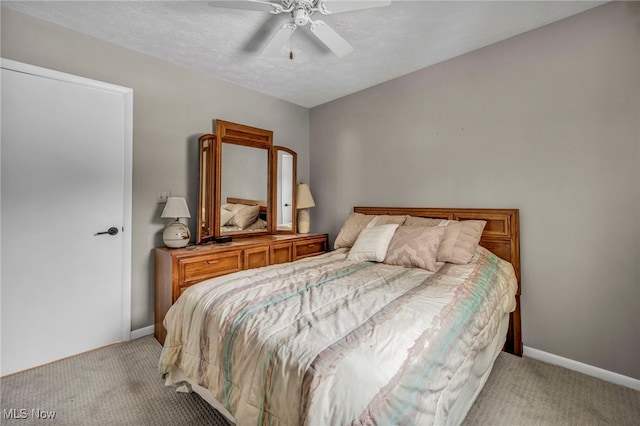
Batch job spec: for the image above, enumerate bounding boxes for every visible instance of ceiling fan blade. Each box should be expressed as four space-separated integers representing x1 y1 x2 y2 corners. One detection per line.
262 23 297 56
318 0 391 14
209 1 283 13
309 20 353 57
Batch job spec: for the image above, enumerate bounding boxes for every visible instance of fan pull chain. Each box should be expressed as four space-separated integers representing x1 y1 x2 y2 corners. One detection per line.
290 33 294 60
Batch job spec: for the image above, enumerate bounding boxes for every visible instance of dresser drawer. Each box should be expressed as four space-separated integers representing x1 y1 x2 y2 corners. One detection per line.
270 242 292 265
293 238 327 260
245 246 269 270
179 250 243 286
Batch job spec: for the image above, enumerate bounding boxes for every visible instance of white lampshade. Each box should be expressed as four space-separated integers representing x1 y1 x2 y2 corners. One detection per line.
161 197 191 219
296 183 315 209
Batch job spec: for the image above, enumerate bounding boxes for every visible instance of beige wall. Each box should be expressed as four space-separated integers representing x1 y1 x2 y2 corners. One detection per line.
1 8 310 331
310 2 639 378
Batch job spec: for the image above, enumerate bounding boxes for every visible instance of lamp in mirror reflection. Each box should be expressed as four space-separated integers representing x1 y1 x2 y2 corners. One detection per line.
161 197 191 248
296 183 315 234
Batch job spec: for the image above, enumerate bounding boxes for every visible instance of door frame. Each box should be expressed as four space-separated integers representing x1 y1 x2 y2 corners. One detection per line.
1 58 133 342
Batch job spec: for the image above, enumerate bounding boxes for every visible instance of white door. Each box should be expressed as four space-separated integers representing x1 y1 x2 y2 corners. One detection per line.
1 59 132 376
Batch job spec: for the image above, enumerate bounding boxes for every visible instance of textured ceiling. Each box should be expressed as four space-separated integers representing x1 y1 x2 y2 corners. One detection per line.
3 1 606 108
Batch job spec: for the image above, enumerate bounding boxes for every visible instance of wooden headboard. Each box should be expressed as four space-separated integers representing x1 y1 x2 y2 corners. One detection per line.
226 197 268 215
354 207 522 356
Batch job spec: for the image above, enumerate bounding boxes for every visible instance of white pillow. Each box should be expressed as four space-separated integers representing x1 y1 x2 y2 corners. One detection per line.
347 224 399 262
220 208 235 226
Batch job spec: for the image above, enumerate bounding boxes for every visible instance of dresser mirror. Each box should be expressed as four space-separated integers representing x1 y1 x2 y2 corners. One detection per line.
197 120 298 244
220 142 269 235
274 146 297 233
197 135 214 241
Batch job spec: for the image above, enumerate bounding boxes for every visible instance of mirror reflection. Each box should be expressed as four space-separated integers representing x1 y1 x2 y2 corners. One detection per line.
275 147 297 233
220 143 269 235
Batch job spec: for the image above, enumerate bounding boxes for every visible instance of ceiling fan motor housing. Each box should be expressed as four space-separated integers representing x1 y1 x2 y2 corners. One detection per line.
293 5 310 26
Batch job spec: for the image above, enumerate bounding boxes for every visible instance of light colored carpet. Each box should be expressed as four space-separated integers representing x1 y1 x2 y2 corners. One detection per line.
1 335 638 425
462 351 640 425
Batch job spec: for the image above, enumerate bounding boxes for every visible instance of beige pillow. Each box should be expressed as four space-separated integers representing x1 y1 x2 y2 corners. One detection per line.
404 216 447 227
347 224 399 262
334 213 407 249
383 226 445 272
244 217 267 230
228 205 260 229
223 202 259 214
437 220 486 264
222 203 242 212
220 208 235 226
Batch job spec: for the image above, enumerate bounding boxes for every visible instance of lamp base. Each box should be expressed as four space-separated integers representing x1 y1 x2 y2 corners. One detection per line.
163 220 190 248
297 209 310 234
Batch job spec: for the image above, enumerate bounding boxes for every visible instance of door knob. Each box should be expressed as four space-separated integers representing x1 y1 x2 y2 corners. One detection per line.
94 227 119 236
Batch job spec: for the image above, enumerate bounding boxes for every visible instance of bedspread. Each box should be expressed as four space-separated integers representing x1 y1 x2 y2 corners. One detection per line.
159 246 517 425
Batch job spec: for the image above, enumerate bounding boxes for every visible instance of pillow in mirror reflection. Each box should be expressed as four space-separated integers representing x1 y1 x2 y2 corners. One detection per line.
220 208 235 225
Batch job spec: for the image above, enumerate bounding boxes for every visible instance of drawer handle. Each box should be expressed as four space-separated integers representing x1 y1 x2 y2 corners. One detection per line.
207 260 220 265
307 244 316 247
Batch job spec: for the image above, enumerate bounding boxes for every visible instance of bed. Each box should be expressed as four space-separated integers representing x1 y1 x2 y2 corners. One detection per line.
221 197 269 233
159 207 521 425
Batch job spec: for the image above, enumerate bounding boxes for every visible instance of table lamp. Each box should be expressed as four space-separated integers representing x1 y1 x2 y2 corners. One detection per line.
296 183 315 234
161 197 191 248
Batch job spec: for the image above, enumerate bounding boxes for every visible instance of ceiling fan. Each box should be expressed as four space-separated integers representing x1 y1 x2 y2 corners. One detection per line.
211 0 391 57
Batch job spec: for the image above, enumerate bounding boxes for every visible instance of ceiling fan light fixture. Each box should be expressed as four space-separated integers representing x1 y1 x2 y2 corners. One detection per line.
293 7 309 25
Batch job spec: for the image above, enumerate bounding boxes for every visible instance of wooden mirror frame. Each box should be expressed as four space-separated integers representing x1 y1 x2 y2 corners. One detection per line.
272 146 297 234
197 134 215 243
197 120 278 244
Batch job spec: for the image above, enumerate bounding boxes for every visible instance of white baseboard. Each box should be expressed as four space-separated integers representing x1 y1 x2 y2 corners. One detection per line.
130 325 154 340
523 346 640 391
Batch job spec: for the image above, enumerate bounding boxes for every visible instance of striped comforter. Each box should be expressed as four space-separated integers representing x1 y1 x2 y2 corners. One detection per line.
159 246 517 425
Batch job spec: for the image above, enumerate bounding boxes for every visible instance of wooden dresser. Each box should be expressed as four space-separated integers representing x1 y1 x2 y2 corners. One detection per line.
154 233 328 344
